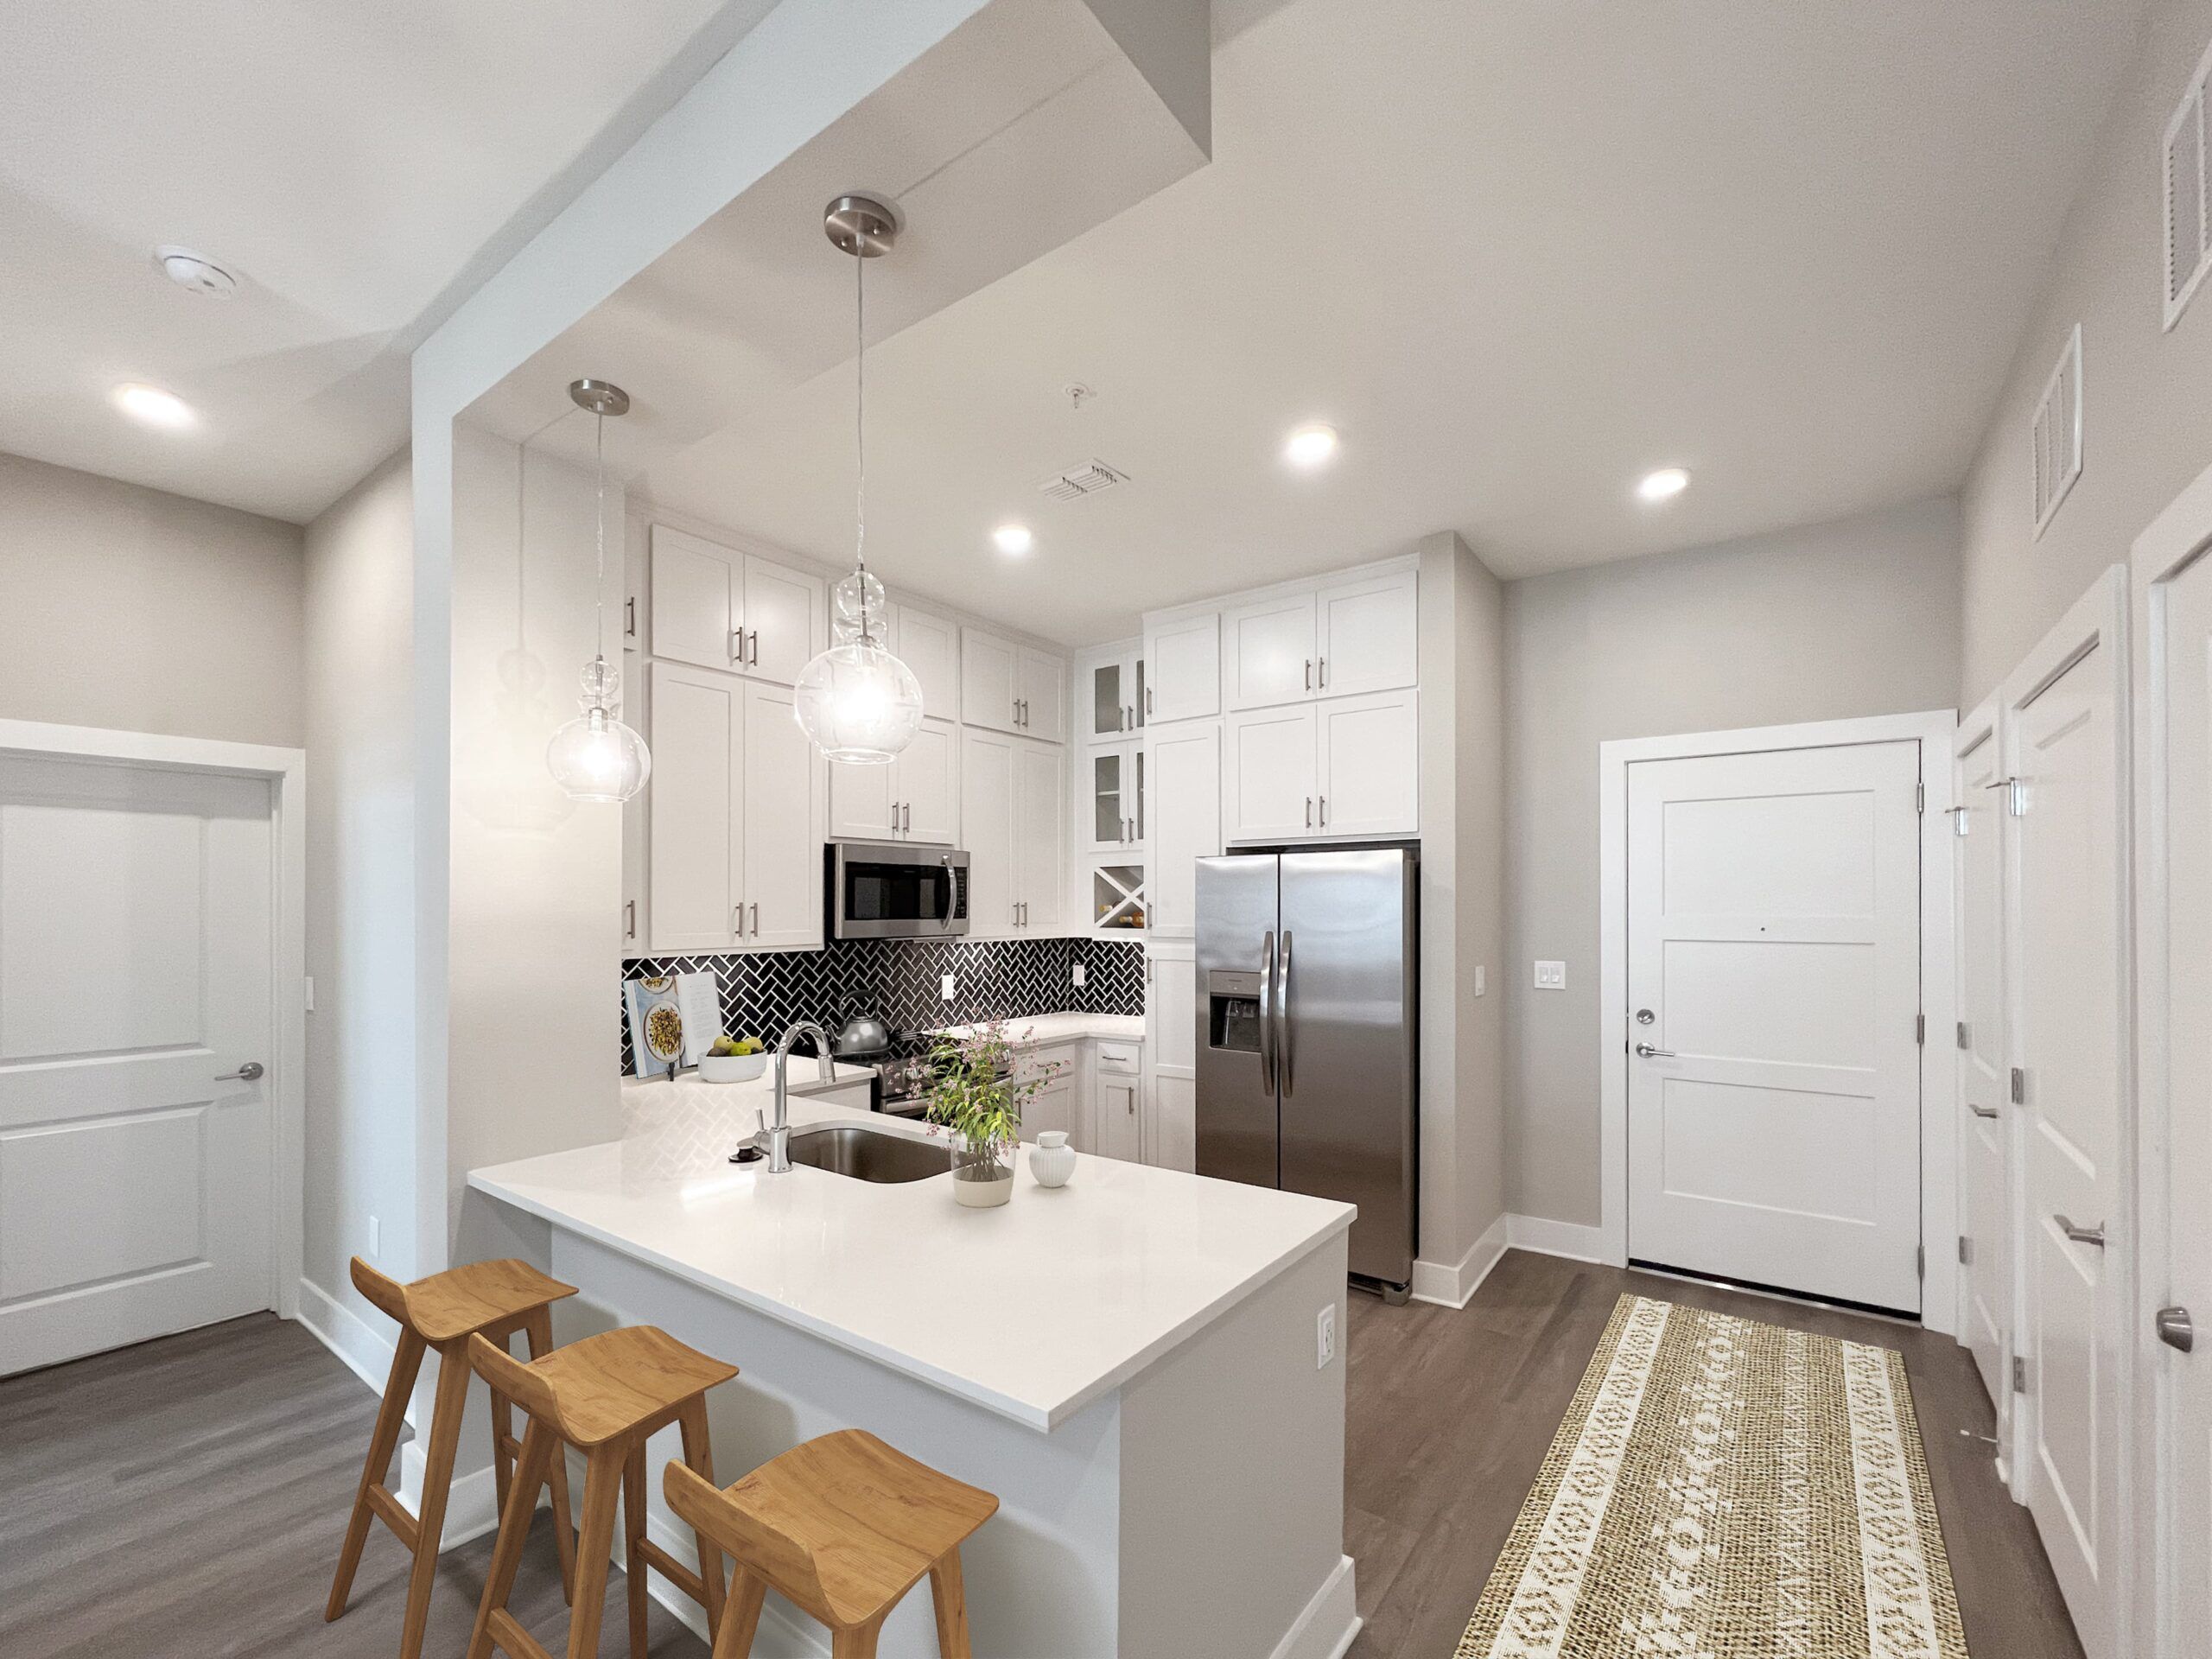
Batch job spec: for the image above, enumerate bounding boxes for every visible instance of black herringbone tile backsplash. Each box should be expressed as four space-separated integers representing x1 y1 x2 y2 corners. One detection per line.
620 937 1145 1075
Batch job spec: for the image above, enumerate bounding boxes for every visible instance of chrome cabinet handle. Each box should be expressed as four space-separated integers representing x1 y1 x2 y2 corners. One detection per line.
1146 686 1153 715
1969 1103 1999 1119
901 803 911 832
749 902 759 936
217 1061 264 1082
625 596 636 639
1318 657 1326 687
734 903 746 938
1305 797 1313 829
2055 1215 2106 1248
1634 1042 1676 1058
1319 795 1328 826
892 801 900 832
731 628 744 664
624 899 636 940
1303 658 1313 691
2158 1306 2196 1353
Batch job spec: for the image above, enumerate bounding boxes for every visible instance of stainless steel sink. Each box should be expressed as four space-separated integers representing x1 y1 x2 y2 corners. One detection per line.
785 1124 945 1184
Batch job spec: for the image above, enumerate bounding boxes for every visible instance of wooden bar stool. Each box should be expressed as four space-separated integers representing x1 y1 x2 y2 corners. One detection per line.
665 1429 998 1659
327 1256 581 1659
467 1325 738 1659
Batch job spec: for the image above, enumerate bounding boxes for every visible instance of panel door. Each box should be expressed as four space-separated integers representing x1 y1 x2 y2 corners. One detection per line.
1145 613 1220 724
1087 745 1141 854
960 729 1016 937
1224 705 1318 841
1087 652 1139 742
1316 690 1419 836
1014 741 1065 933
1225 593 1318 710
740 679 822 949
1017 647 1065 742
1148 1077 1197 1172
0 755 275 1376
1315 569 1417 696
891 604 961 721
828 755 898 842
1626 741 1923 1313
962 628 1020 735
1097 1077 1143 1162
1954 709 2012 1429
898 717 961 845
2008 608 2126 1658
1148 723 1221 937
648 662 741 951
620 646 649 957
649 525 740 672
738 554 823 685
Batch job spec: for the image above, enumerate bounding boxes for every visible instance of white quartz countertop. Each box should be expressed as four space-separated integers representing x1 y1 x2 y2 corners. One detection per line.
468 1089 1351 1433
926 1012 1146 1046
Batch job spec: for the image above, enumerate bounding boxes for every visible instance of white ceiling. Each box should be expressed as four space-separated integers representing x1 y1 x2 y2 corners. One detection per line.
0 0 777 520
536 0 2148 645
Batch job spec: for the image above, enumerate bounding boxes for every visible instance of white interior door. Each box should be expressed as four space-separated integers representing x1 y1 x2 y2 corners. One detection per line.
1626 741 1923 1312
2007 588 2127 1659
0 754 276 1376
1954 708 2014 1435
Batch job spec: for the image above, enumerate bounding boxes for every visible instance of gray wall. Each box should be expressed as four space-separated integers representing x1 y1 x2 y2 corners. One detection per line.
1503 497 1961 1226
1961 0 2212 704
0 450 303 745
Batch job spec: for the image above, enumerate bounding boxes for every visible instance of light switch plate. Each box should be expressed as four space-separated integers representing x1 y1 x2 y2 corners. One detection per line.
940 973 957 1001
1534 960 1567 990
367 1216 380 1257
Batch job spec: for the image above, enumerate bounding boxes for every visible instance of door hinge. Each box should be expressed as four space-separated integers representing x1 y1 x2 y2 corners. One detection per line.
1916 1014 1925 1046
2012 1355 2028 1395
1916 780 1925 813
1916 1243 1925 1280
1958 1235 1973 1266
1956 1020 1970 1050
2010 1066 2025 1105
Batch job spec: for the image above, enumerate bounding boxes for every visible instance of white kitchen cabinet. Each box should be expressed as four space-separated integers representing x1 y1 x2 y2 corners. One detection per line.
1143 612 1219 724
647 662 823 953
1145 944 1197 1171
620 647 648 956
1224 592 1318 711
1020 1042 1084 1149
1097 1075 1143 1162
891 603 960 721
1084 645 1145 742
960 628 1020 735
1224 704 1319 841
1316 690 1419 836
1147 1076 1196 1173
1315 569 1417 697
1017 646 1065 742
649 525 823 684
1014 741 1065 932
1147 722 1220 937
828 716 959 842
1085 743 1145 854
960 729 1015 936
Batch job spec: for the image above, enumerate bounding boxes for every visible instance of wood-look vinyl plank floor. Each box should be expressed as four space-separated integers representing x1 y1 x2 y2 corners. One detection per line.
1 1249 2081 1657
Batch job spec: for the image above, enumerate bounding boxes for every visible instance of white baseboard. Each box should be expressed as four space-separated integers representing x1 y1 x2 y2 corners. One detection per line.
1505 1213 1610 1263
1411 1215 1510 1309
1270 1554 1361 1659
296 1274 397 1395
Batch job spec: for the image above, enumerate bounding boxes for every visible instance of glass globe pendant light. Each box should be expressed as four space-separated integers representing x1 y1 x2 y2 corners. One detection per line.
546 378 652 803
794 194 924 765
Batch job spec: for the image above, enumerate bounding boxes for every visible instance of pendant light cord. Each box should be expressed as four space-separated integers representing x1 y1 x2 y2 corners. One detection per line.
593 404 607 668
855 241 872 637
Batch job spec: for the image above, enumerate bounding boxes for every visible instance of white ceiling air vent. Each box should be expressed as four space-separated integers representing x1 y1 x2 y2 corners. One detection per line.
1036 459 1128 501
2032 324 2083 538
2164 36 2212 329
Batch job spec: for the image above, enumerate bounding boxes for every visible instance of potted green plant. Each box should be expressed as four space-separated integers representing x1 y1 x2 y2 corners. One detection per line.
924 1021 1060 1208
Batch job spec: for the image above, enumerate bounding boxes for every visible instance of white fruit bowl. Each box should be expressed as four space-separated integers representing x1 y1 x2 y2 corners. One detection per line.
697 1052 767 1084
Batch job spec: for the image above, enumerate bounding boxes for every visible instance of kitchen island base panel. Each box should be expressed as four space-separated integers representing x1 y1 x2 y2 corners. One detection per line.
537 1227 1354 1659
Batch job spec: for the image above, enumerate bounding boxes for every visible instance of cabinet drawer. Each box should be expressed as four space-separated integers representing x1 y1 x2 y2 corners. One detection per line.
1096 1039 1141 1075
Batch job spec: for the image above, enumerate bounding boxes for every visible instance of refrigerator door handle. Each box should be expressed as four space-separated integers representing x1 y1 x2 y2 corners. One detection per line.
1277 928 1294 1096
1259 930 1278 1094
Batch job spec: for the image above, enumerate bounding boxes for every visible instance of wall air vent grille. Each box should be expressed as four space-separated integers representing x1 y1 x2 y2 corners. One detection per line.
2031 324 2082 538
1037 459 1128 501
2164 36 2212 329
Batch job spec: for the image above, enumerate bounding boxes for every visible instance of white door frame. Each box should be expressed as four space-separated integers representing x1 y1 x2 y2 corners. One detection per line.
1598 709 1960 1334
0 718 308 1323
2131 461 2212 1659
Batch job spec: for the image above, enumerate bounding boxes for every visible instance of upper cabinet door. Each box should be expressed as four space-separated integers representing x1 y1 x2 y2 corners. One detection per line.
647 662 741 951
1144 613 1220 723
1316 690 1418 837
1224 704 1318 841
1315 569 1416 696
961 628 1020 735
1224 594 1318 711
739 679 823 949
828 753 897 842
1016 647 1065 742
899 717 960 843
1014 740 1065 932
1087 655 1133 742
891 605 960 721
960 728 1016 935
620 647 649 957
1147 722 1221 936
650 525 740 672
738 554 823 686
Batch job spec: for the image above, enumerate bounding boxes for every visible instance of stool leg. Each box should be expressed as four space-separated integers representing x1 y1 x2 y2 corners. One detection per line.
622 1443 651 1659
567 1445 626 1659
489 1377 515 1520
711 1570 768 1659
677 1398 727 1631
398 1339 474 1659
467 1417 557 1659
327 1326 424 1621
524 1306 579 1602
928 1545 973 1659
831 1616 887 1659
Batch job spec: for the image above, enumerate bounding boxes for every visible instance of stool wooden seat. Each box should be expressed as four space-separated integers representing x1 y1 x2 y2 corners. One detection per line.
467 1325 739 1659
327 1256 580 1659
664 1429 999 1658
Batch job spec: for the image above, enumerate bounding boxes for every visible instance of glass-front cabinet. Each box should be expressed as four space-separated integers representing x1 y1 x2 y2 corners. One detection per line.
1088 743 1146 854
1087 648 1147 742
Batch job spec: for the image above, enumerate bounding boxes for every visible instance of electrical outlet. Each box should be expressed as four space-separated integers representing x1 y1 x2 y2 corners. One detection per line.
1071 962 1087 988
367 1216 380 1257
1316 1303 1337 1369
940 973 957 1001
1534 960 1567 990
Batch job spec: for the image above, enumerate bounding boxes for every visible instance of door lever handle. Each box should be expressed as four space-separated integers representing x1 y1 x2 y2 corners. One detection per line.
1969 1103 2000 1119
217 1061 265 1082
2054 1214 2106 1248
2158 1306 2195 1352
1633 1042 1675 1058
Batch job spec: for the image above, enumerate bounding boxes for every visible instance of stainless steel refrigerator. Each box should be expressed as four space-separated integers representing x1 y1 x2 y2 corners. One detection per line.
1195 846 1418 1301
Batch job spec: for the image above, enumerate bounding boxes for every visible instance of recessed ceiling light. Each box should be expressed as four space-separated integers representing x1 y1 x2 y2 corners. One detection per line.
1284 423 1340 468
151 245 238 298
112 384 196 429
992 523 1034 556
1637 467 1690 502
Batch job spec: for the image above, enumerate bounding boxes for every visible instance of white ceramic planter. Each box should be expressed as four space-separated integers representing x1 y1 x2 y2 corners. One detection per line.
697 1052 766 1084
1028 1132 1076 1188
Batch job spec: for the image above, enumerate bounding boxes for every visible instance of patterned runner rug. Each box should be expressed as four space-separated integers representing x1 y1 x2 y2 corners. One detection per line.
1457 1294 1969 1658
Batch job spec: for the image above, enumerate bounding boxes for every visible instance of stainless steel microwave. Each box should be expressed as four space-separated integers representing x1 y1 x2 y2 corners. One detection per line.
827 841 969 939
